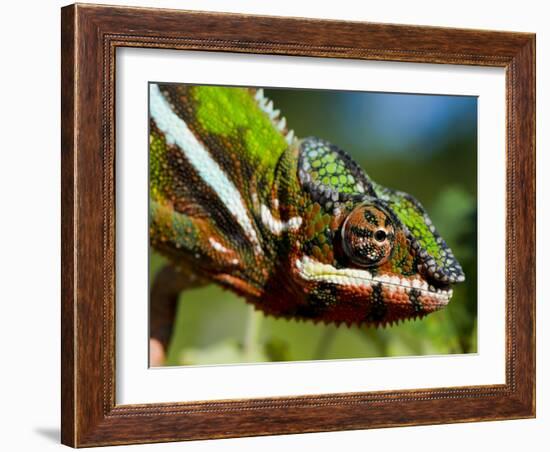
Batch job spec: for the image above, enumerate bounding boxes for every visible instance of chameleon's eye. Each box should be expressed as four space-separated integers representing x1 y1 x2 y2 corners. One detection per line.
341 203 396 267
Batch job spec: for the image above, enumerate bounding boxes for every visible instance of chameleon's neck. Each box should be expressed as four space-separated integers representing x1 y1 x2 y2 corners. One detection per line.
251 141 306 259
272 142 307 216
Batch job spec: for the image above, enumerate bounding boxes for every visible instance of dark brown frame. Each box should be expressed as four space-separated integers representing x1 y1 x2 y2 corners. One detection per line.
61 3 536 447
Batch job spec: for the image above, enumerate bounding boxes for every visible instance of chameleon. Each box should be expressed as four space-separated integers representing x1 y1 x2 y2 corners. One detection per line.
148 83 465 355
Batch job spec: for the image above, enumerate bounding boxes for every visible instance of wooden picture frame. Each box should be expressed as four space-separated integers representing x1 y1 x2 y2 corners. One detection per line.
61 3 535 447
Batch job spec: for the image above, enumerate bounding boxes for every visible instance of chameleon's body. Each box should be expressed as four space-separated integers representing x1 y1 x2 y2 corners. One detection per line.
149 83 464 332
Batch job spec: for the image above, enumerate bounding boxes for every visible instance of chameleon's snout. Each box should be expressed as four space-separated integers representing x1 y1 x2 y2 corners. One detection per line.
413 236 466 287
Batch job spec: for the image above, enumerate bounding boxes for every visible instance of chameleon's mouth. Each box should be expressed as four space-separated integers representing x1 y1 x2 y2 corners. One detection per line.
295 256 453 306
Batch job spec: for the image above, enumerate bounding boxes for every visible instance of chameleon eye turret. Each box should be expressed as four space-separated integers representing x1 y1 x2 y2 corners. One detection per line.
341 202 396 268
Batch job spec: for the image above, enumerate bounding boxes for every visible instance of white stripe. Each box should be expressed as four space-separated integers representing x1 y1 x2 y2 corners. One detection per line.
209 237 231 254
294 257 449 301
149 84 261 252
260 204 302 236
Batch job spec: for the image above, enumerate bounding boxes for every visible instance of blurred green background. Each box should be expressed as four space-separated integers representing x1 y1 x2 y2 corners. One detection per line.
150 87 478 366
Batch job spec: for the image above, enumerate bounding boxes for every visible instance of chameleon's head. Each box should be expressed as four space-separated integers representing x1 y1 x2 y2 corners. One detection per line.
293 137 465 326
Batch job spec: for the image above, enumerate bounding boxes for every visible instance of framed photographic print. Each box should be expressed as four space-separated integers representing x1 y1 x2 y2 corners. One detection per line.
61 3 535 447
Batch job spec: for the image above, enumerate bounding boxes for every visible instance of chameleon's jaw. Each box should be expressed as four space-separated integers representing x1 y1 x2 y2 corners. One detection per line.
294 256 452 325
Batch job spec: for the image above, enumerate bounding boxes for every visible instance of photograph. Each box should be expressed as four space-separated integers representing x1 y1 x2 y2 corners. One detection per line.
148 83 478 367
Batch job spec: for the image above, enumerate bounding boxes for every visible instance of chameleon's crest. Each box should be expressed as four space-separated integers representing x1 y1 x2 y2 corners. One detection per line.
298 136 377 211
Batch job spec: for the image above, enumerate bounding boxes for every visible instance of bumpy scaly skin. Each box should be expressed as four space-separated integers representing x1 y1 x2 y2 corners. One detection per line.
149 83 465 327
